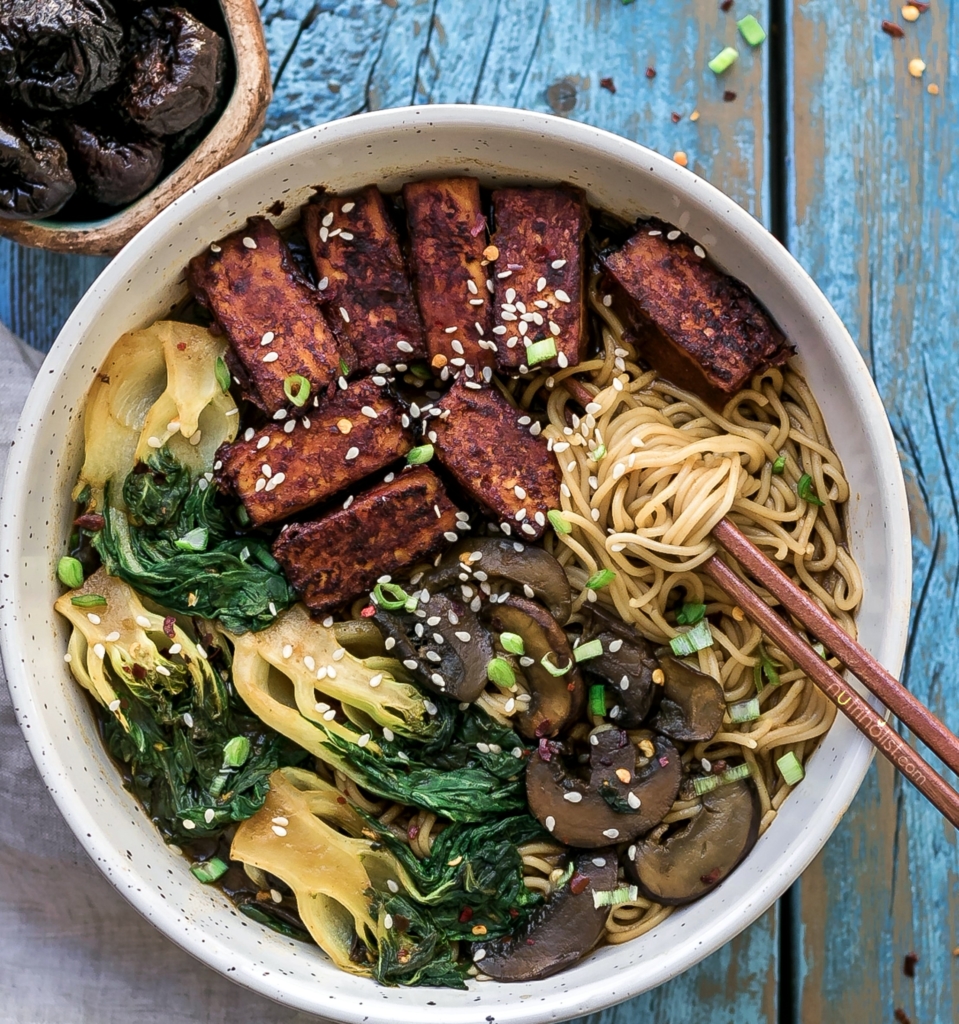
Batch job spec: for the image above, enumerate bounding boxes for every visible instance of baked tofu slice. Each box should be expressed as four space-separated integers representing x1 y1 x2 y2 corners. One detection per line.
187 217 343 414
302 186 426 373
403 177 494 370
214 377 412 526
432 377 561 540
491 186 588 373
602 220 792 405
272 466 460 613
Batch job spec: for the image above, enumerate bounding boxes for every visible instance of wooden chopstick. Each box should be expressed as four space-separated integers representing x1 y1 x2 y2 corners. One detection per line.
703 539 959 830
712 518 959 777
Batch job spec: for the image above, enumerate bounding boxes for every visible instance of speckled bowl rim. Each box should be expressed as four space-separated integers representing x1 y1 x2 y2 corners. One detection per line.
0 106 911 1023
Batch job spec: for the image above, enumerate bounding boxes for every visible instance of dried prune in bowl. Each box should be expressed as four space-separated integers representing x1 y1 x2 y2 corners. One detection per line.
0 0 124 111
0 116 76 220
120 6 225 137
62 122 165 208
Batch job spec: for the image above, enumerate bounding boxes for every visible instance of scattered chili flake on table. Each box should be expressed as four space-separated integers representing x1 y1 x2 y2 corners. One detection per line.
903 951 919 977
646 66 657 79
894 1010 912 1024
600 77 616 93
723 90 737 102
671 111 681 122
673 151 688 167
721 0 734 9
882 20 906 37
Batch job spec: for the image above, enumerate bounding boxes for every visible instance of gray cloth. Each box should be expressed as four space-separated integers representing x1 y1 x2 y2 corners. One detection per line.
0 324 319 1024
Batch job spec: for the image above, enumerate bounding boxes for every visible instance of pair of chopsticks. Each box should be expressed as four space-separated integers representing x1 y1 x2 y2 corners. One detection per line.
706 519 959 829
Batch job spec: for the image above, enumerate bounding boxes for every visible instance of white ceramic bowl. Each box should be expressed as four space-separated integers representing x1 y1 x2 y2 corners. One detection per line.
0 107 911 1023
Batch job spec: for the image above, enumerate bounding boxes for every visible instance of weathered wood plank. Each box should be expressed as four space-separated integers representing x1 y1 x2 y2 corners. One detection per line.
786 2 959 1022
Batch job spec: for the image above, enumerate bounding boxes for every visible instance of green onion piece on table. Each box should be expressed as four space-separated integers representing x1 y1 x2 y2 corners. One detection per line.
669 618 713 656
777 751 805 786
797 473 825 506
547 509 572 535
191 857 229 883
526 338 558 366
586 568 616 590
283 374 311 407
407 444 434 466
57 555 84 589
708 46 739 74
500 632 525 656
676 601 706 625
737 14 767 46
574 638 604 663
214 356 231 393
487 657 516 689
589 684 607 717
70 593 107 608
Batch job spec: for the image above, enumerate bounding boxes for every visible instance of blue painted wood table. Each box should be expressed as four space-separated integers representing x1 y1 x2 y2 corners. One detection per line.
2 2 956 1021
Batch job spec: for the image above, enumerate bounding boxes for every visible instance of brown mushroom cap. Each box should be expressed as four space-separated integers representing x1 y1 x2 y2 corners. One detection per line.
625 778 761 905
476 849 618 981
525 729 682 848
485 595 585 739
424 537 572 624
649 655 725 742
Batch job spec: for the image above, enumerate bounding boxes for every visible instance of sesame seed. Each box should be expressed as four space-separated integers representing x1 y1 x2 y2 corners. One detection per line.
322 211 334 227
550 322 562 336
497 270 512 279
372 375 387 386
557 352 569 368
383 727 394 742
563 791 583 803
340 231 354 241
464 381 482 390
397 340 414 353
242 236 256 249
430 672 445 688
271 824 287 837
443 531 458 542
269 602 278 616
627 792 642 809
210 243 221 253
554 289 571 303
339 306 350 323
283 419 295 434
451 339 464 355
204 808 216 824
467 279 478 294
323 709 336 721
545 816 556 832
667 230 681 241
357 733 371 747
403 658 418 670
551 259 567 269
108 699 121 712
93 643 106 660
282 643 293 659
255 478 266 492
273 409 287 419
492 325 507 335
345 446 359 460
87 612 101 625
147 436 162 449
183 819 196 830
244 427 255 441
536 276 547 292
603 828 620 839
694 245 706 258
341 201 355 213
319 227 328 242
424 700 438 715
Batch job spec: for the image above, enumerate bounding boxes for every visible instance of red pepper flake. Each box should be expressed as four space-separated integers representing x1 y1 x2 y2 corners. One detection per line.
894 1010 913 1024
74 512 105 531
659 755 670 767
508 908 519 918
600 77 616 94
671 111 681 123
569 872 590 895
394 914 410 934
881 20 905 37
177 342 186 351
526 938 536 946
903 951 919 977
458 906 473 923
913 2 930 11
132 663 147 680
336 795 346 805
534 718 552 738
700 867 723 885
360 605 376 617
162 615 176 639
723 90 737 102
407 822 420 841
645 66 657 79
720 0 734 9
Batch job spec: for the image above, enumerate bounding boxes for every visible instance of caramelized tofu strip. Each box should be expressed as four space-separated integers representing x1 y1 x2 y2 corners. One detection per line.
602 221 792 405
432 377 561 540
403 177 494 370
187 217 343 414
491 186 588 372
303 186 426 373
273 466 460 613
215 378 412 526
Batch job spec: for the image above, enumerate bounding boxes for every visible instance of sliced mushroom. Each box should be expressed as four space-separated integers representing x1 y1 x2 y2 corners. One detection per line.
526 728 682 848
649 655 725 742
625 778 761 905
580 605 659 728
485 595 584 738
372 591 493 702
477 849 618 981
424 538 572 624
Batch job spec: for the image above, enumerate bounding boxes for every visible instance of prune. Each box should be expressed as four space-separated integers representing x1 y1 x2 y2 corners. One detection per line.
120 7 225 137
62 122 164 208
0 0 124 111
0 116 76 220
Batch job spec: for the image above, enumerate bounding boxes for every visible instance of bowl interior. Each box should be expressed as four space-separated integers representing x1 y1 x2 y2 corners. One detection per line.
0 107 911 1023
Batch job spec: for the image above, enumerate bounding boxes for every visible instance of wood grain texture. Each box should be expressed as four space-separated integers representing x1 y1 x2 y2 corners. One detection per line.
786 2 959 1022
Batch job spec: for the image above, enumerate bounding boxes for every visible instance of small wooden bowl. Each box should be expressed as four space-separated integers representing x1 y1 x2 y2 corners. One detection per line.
0 0 271 257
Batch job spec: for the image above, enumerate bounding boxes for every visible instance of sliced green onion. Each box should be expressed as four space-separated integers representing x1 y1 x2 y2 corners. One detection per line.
339 358 350 377
553 860 575 890
771 455 787 475
589 684 607 717
70 593 106 608
693 762 754 796
540 652 571 676
737 14 767 46
586 569 616 590
547 509 572 535
214 356 231 393
676 601 706 626
175 526 209 552
574 638 604 663
57 555 84 589
222 735 251 768
754 645 781 693
372 582 411 610
777 751 805 786
236 505 251 527
409 362 433 380
708 46 739 75
797 473 825 506
283 374 311 408
500 632 525 656
526 338 557 366
191 857 229 883
407 444 434 465
813 641 827 659
487 657 516 689
590 444 607 462
669 619 713 657
592 885 638 909
728 697 761 723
